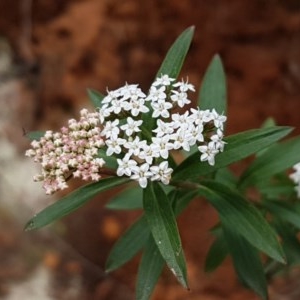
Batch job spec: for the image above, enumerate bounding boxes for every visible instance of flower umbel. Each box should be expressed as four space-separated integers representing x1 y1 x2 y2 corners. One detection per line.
26 74 227 193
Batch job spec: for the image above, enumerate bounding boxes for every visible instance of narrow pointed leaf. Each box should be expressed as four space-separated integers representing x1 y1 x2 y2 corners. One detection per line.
105 216 150 272
25 131 45 141
97 149 118 169
223 224 268 300
136 237 165 300
106 186 143 210
25 177 129 231
173 126 292 181
143 182 188 288
198 181 285 263
155 26 194 79
274 220 300 266
264 201 300 231
199 55 227 114
87 88 105 108
239 136 300 189
205 232 228 272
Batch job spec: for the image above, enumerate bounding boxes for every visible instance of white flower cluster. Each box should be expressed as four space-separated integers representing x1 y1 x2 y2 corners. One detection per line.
99 74 226 188
290 162 300 198
25 109 104 194
26 74 227 194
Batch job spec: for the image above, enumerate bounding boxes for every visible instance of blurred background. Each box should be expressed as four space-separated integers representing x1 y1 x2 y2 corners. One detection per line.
1 0 300 299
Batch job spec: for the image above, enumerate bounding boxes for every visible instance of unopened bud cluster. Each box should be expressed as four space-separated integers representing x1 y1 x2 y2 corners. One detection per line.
26 74 227 194
25 109 104 194
290 163 300 198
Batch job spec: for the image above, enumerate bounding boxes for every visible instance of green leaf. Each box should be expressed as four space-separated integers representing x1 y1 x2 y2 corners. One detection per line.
198 55 227 114
155 26 194 79
214 167 237 189
87 88 105 108
106 186 143 210
143 182 188 288
274 220 300 266
173 126 292 181
223 224 268 300
239 136 300 189
204 230 228 273
264 201 300 231
198 181 286 264
136 236 165 300
105 190 195 273
142 26 195 140
105 216 150 272
25 131 45 141
25 177 129 231
97 149 118 169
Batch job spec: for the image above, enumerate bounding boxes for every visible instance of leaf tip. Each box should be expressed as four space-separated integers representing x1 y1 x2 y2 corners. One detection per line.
24 219 36 231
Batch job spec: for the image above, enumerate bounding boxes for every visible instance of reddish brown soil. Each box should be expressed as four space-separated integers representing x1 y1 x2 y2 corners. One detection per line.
1 1 300 299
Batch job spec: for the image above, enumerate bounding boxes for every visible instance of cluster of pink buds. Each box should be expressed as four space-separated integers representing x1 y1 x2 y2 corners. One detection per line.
25 109 105 194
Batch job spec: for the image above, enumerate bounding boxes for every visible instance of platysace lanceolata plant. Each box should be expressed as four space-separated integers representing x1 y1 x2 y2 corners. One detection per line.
24 27 300 300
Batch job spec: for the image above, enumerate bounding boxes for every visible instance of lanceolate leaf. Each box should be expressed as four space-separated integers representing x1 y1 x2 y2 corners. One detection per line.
239 136 300 189
274 220 300 266
105 216 150 272
198 55 227 115
87 88 105 108
264 201 300 231
223 224 268 300
143 182 188 288
105 190 196 273
155 26 194 79
136 237 165 300
25 131 45 141
25 177 130 231
173 126 292 181
198 181 285 263
204 231 228 273
106 186 143 210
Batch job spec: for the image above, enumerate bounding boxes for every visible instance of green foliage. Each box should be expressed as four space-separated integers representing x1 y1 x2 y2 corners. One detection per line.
173 126 292 181
25 177 129 231
106 185 143 210
223 225 268 299
87 88 105 108
25 131 45 141
198 54 227 114
136 237 165 300
143 182 188 288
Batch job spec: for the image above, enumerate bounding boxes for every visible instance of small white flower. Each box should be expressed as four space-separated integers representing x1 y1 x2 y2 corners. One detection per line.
106 136 125 156
152 119 174 137
131 163 153 188
151 136 174 159
170 128 192 151
198 143 219 166
101 119 120 138
117 155 137 176
130 98 149 117
120 117 142 136
170 91 191 108
150 161 173 185
147 86 167 102
153 74 175 86
124 136 146 156
152 100 173 118
173 79 195 92
138 144 160 164
211 109 227 129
